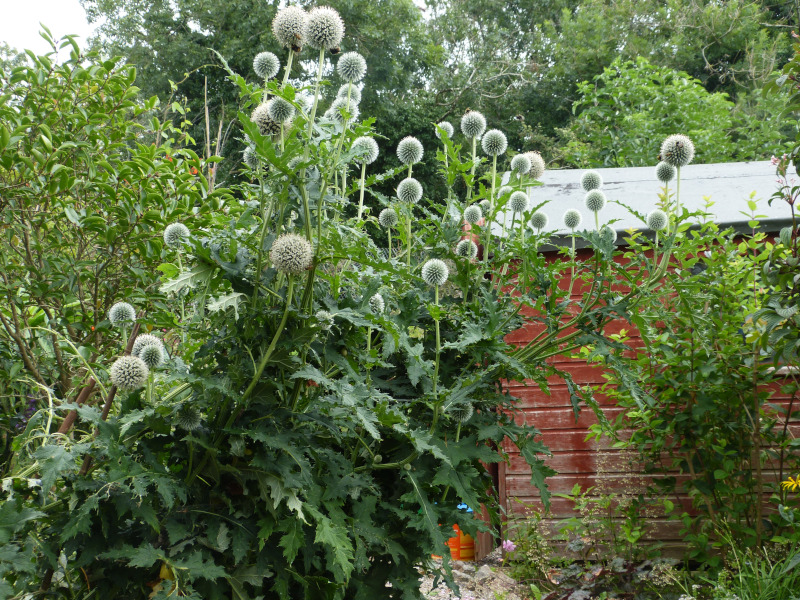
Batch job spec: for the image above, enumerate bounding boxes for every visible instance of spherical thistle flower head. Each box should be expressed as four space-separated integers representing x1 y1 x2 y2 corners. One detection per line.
581 170 602 192
647 209 669 231
422 258 449 287
448 402 474 424
379 207 399 228
600 226 617 244
251 103 282 137
497 185 513 199
368 293 385 314
461 110 486 139
176 405 202 431
479 199 491 213
304 6 344 51
132 334 164 360
139 343 165 369
397 177 423 203
526 151 546 179
509 191 529 214
530 211 549 231
270 233 314 275
267 97 295 123
253 51 280 80
109 302 136 326
110 356 149 391
464 204 483 224
456 239 478 259
272 5 307 49
511 154 532 176
164 222 190 248
655 161 676 183
337 84 361 105
397 136 424 166
481 129 507 156
352 136 379 164
243 146 260 170
564 208 582 230
315 309 335 331
328 97 359 123
660 134 695 168
584 189 607 213
337 51 366 82
435 121 454 140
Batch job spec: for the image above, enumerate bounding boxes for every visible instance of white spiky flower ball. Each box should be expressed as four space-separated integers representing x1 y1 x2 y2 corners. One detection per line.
481 129 507 156
267 97 295 124
272 6 307 49
530 211 549 231
369 293 385 314
251 103 282 136
337 84 361 104
328 97 359 123
304 6 344 51
397 177 423 203
600 226 617 244
564 208 582 230
464 205 483 224
421 258 449 287
584 189 607 213
132 334 164 360
448 403 474 424
337 51 366 82
109 302 136 326
253 51 280 79
436 122 454 139
110 356 149 390
270 233 314 275
379 208 399 228
163 222 190 248
243 146 259 170
647 209 669 231
479 199 491 213
456 239 478 259
397 136 424 165
581 170 602 191
509 191 529 214
526 151 546 179
461 110 486 139
655 161 676 183
295 93 313 112
660 134 695 168
139 343 165 369
352 136 379 165
315 310 335 331
511 154 532 176
497 185 513 199
176 405 202 431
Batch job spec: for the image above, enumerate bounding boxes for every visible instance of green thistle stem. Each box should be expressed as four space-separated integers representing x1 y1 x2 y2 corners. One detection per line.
406 203 413 268
484 154 497 265
281 50 295 89
388 229 392 259
653 231 659 267
366 326 372 385
567 231 577 299
433 284 441 401
252 175 269 308
675 166 681 218
243 276 295 403
357 162 367 220
467 136 477 200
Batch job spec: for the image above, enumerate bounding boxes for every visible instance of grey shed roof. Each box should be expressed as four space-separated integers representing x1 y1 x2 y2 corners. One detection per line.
497 160 793 240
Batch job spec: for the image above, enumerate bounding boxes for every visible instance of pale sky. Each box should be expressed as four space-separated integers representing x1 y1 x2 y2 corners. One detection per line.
1 1 97 55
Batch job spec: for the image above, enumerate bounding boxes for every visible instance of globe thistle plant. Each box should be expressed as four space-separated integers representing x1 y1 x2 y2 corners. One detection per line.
337 51 366 82
379 208 398 228
109 302 136 327
464 205 482 225
327 97 359 123
140 343 165 369
479 199 491 213
110 356 149 391
303 6 344 51
600 226 617 245
251 103 282 137
369 293 385 314
272 6 307 49
647 208 669 264
584 189 607 230
511 154 532 178
581 170 602 192
397 177 423 204
530 211 549 231
660 134 695 168
352 136 379 219
526 151 546 179
422 259 449 287
316 310 335 332
243 146 260 171
497 186 513 199
456 239 478 259
436 122 454 139
176 405 202 431
460 111 486 139
337 84 361 105
253 51 280 80
397 136 424 173
132 334 164 360
509 191 529 214
270 233 314 275
267 97 295 124
656 161 676 183
481 129 507 157
564 209 582 231
164 223 190 248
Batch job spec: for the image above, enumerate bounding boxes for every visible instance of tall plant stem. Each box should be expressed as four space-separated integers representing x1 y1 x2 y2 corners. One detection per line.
406 203 413 268
467 137 477 200
675 166 681 218
387 229 392 259
567 232 577 298
653 232 659 268
366 326 372 385
242 276 295 403
483 155 497 265
281 51 295 88
252 175 269 308
432 284 441 401
594 211 600 231
357 162 367 220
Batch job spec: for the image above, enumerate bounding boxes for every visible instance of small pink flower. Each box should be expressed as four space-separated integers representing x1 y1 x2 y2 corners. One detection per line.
502 539 516 552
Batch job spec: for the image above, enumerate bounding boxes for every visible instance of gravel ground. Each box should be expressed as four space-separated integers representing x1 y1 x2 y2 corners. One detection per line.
419 548 528 600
